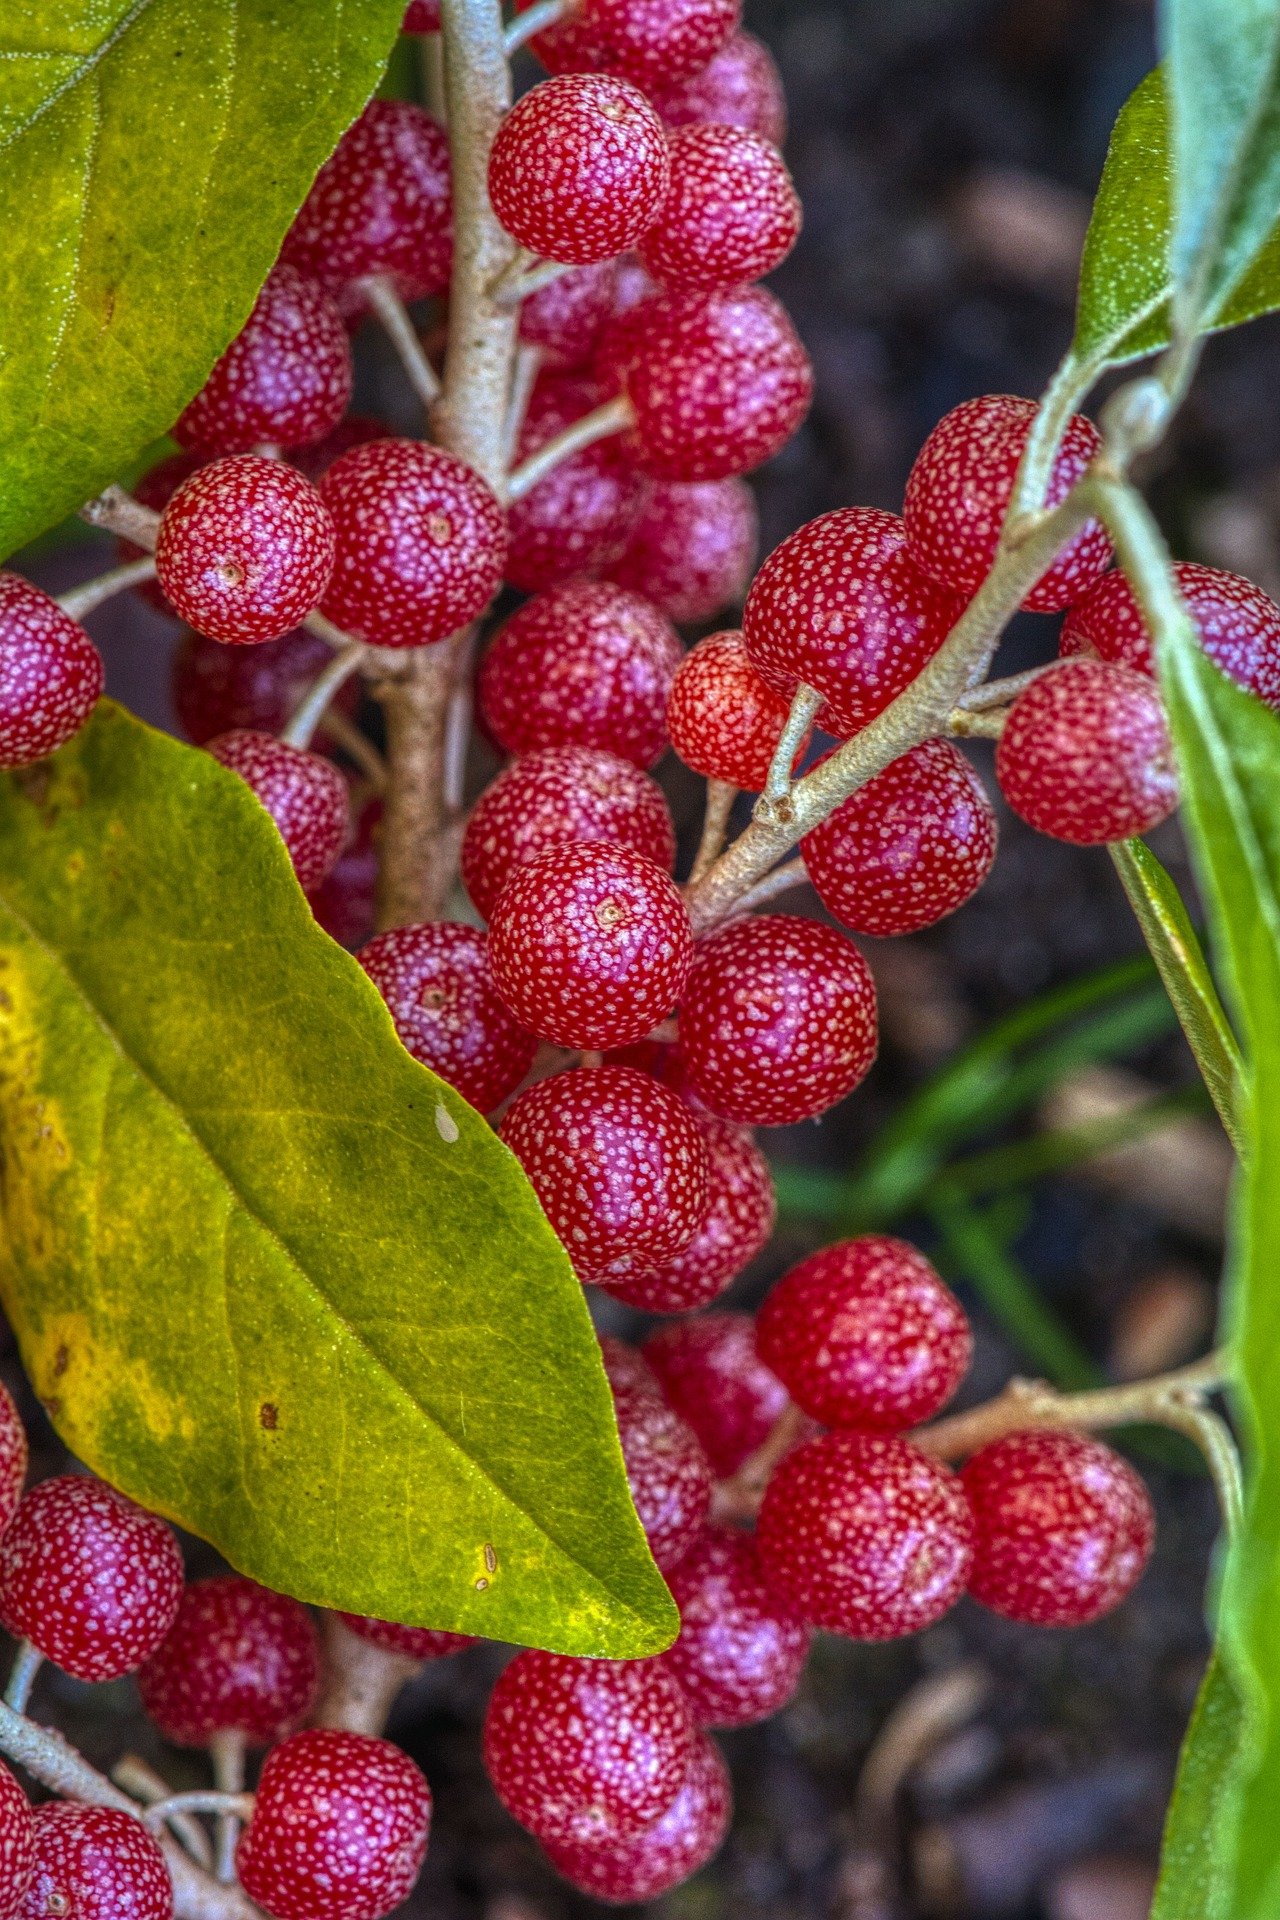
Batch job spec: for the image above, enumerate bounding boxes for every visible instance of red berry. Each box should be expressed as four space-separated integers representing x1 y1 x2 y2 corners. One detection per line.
461 745 675 920
756 1236 971 1431
519 259 619 369
0 1477 183 1683
741 508 965 737
667 628 802 790
599 1113 775 1312
604 475 758 624
154 456 334 645
0 1764 33 1920
489 76 669 267
903 394 1112 613
517 0 740 87
401 0 440 27
648 29 787 145
359 922 536 1113
237 1729 431 1920
121 452 207 614
175 265 352 457
642 1311 788 1475
1061 560 1280 708
756 1432 974 1638
171 626 356 746
0 575 102 769
640 125 800 294
308 793 382 949
336 1614 477 1660
543 1730 731 1901
800 738 997 937
208 730 350 891
608 285 812 480
505 376 643 592
137 1576 319 1748
599 1333 663 1399
499 1066 710 1282
962 1430 1155 1627
613 1380 713 1571
319 439 507 648
289 413 393 486
679 914 878 1126
282 99 452 304
995 659 1178 844
663 1527 809 1727
483 1649 695 1847
0 1386 24 1540
18 1806 171 1920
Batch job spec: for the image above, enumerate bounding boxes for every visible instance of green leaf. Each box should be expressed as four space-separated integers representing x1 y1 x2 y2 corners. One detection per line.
0 702 676 1659
0 0 406 561
1150 1653 1254 1920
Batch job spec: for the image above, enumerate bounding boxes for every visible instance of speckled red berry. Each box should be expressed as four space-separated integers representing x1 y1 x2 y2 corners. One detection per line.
401 0 440 28
543 1730 731 1902
0 575 102 768
462 745 675 919
757 1432 974 1639
612 1379 713 1570
962 1430 1155 1627
175 265 353 457
0 1477 183 1683
599 1333 663 1401
499 1066 709 1282
0 1763 33 1920
290 413 392 486
995 659 1177 844
359 921 536 1113
648 29 787 144
320 439 507 648
667 628 801 790
663 1527 809 1727
236 1729 431 1920
742 508 965 737
137 1576 319 1748
18 1806 172 1920
208 730 350 891
801 738 997 937
756 1236 971 1431
0 1387 23 1541
903 394 1112 613
483 1648 695 1847
171 626 356 747
489 76 669 266
505 377 643 592
154 456 334 645
640 125 799 293
336 1614 477 1660
1061 561 1280 709
642 1311 788 1474
519 259 619 369
679 914 878 1126
282 99 452 304
120 452 206 614
604 476 757 624
515 0 739 86
308 793 381 949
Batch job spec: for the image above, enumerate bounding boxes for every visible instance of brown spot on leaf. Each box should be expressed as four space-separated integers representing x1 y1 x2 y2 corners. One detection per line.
259 1402 279 1431
52 1344 69 1379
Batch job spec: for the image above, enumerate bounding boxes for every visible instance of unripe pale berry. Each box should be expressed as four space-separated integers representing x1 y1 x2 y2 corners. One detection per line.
679 914 878 1126
663 1527 810 1727
482 1648 695 1847
154 456 335 645
170 626 357 747
208 731 350 892
903 394 1113 613
18 1805 172 1920
489 75 670 266
518 259 619 370
648 29 788 145
611 1378 713 1571
461 745 675 920
604 475 758 624
0 575 102 768
498 1065 710 1282
756 1432 974 1639
1061 560 1280 709
359 922 536 1114
667 629 803 791
640 124 800 293
543 1730 732 1902
336 1613 477 1659
742 508 965 737
515 0 740 87
319 438 507 648
137 1576 319 1748
642 1311 789 1475
0 1476 184 1683
756 1235 972 1431
0 1384 25 1540
800 738 998 937
995 659 1178 844
505 376 643 592
962 1429 1155 1627
0 1763 33 1920
236 1729 431 1920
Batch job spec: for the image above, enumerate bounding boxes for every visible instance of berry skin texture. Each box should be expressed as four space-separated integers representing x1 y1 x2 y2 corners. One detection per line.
499 1066 710 1283
642 1311 789 1475
18 1806 172 1920
648 29 788 145
462 745 675 920
359 922 536 1114
663 1527 810 1728
516 0 739 88
519 260 619 370
0 1477 184 1683
756 1236 972 1432
757 1432 975 1639
543 1730 732 1902
308 793 381 950
0 1383 25 1538
154 456 335 646
995 659 1178 845
903 394 1113 613
281 99 452 304
0 575 102 769
208 731 350 892
0 1763 34 1920
800 738 998 937
667 629 803 791
489 842 693 1050
1061 560 1280 709
679 914 878 1127
174 264 353 457
488 76 670 267
962 1430 1155 1627
120 451 207 614
137 1576 320 1748
401 0 440 27
505 379 643 593
612 1380 713 1571
604 475 758 624
336 1613 477 1660
319 438 507 648
742 508 966 738
483 1649 695 1848
236 1729 431 1920
170 626 357 747
639 125 800 294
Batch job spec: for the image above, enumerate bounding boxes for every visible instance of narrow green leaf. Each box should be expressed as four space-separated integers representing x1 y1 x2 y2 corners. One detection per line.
0 0 406 560
1150 1653 1254 1920
0 703 677 1659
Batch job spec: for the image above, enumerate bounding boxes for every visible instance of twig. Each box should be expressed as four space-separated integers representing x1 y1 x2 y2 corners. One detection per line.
504 0 569 54
947 707 1006 740
954 660 1070 713
115 1756 215 1871
210 1732 247 1884
712 1403 809 1523
493 256 571 308
502 341 543 467
369 638 464 929
362 276 442 412
314 1613 423 1735
4 1642 41 1714
141 1792 255 1834
505 395 633 501
690 780 737 883
80 484 160 549
761 684 822 811
443 624 480 813
282 644 366 750
734 856 809 915
321 708 388 792
58 555 157 620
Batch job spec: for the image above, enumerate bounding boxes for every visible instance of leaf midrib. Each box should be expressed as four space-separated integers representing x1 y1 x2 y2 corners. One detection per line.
0 0 154 158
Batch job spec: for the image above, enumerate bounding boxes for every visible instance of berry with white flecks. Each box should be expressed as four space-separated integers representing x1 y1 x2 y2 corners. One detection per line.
642 1311 789 1475
995 659 1178 844
137 1576 320 1747
401 0 440 28
0 1763 33 1920
640 124 800 293
308 793 382 949
170 626 356 747
18 1805 172 1920
0 574 102 768
604 475 758 624
518 259 620 370
1061 560 1280 709
543 1730 732 1902
336 1614 478 1660
505 377 644 592
0 1383 24 1541
648 29 787 144
515 0 740 86
120 451 207 614
667 629 804 791
663 1527 810 1727
208 730 350 891
611 1377 713 1571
